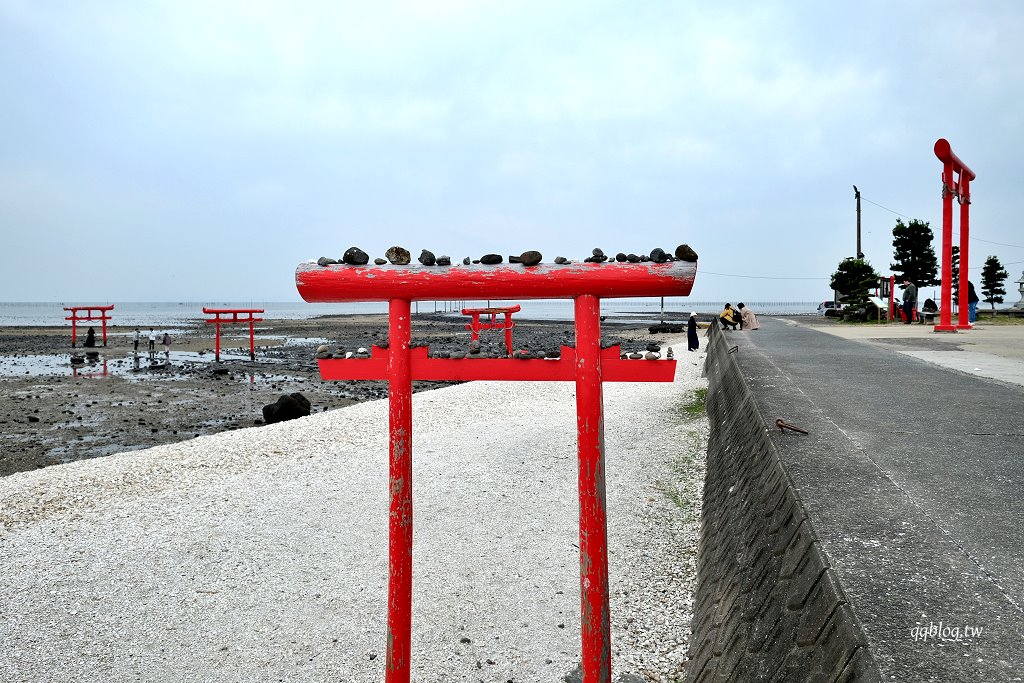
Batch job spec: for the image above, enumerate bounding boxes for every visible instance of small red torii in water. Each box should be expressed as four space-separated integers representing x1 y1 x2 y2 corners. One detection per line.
296 256 697 683
202 307 264 361
64 304 114 348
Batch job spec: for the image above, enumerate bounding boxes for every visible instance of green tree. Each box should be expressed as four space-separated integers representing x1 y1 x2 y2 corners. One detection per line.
890 219 939 287
830 257 880 318
980 255 1009 310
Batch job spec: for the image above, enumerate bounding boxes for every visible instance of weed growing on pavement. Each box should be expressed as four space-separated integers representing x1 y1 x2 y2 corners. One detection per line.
679 387 707 417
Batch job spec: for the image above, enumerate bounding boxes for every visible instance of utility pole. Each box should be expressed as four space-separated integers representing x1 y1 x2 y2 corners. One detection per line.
853 185 863 259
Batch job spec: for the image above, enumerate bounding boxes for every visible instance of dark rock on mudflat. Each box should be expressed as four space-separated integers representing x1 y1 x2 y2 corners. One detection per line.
418 249 436 266
385 246 411 265
480 253 502 265
674 244 698 261
262 392 311 424
343 247 370 265
317 256 338 267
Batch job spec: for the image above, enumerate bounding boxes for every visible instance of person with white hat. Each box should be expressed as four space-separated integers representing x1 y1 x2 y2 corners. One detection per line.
687 312 700 351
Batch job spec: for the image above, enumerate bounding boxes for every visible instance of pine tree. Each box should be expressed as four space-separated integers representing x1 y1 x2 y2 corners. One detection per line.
980 255 1009 310
830 257 880 319
890 219 939 287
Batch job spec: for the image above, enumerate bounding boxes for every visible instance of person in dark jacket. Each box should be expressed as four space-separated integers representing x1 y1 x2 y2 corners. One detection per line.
687 312 700 351
902 280 917 324
967 280 980 322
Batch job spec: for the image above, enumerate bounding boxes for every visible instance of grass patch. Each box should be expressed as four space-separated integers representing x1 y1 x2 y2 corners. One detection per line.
680 387 707 417
975 313 1024 325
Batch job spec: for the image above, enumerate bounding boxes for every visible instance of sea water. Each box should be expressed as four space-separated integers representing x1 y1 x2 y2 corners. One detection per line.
0 299 821 327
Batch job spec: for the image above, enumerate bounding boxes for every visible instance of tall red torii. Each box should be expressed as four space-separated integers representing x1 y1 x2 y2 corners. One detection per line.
296 258 697 683
934 138 976 331
64 304 114 348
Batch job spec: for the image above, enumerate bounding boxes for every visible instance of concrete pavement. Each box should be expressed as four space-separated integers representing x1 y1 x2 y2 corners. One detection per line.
727 316 1023 681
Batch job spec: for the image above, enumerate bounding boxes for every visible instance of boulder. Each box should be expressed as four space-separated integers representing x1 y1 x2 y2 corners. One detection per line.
262 392 311 424
317 256 338 267
480 253 503 265
385 246 411 265
674 244 699 262
418 249 436 266
343 247 369 265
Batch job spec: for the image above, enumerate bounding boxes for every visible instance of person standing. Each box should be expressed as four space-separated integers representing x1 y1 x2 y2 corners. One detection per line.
133 328 141 354
148 328 156 359
902 280 918 324
161 332 172 360
967 280 980 323
687 312 700 351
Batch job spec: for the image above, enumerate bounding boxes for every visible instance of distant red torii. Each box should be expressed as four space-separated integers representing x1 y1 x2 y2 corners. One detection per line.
64 304 114 348
202 307 264 361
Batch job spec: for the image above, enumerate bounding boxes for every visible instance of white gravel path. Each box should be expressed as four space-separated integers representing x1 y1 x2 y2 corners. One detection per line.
1 337 708 683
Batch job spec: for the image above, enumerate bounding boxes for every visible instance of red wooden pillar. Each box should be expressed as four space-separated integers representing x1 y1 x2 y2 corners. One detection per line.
249 319 256 360
574 294 611 681
214 322 222 361
70 312 78 348
100 314 108 347
386 298 414 683
504 310 515 354
936 157 955 331
957 174 972 329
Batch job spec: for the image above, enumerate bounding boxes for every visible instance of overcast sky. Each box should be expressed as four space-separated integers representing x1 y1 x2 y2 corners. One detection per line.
2 0 1023 304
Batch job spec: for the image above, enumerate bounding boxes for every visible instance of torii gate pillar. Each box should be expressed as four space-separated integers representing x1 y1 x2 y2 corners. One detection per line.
934 139 976 332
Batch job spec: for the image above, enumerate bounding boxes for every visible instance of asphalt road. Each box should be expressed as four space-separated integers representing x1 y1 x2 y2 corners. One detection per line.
730 317 1023 682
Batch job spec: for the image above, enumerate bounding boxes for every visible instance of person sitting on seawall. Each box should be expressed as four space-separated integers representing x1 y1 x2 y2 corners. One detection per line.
719 303 739 330
737 303 759 330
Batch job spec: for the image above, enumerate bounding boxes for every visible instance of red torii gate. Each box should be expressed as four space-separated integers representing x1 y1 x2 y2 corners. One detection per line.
296 258 697 683
64 304 114 348
934 138 976 331
202 307 264 361
461 303 520 356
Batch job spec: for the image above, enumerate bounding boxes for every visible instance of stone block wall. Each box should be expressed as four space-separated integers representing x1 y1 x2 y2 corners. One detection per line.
686 325 880 682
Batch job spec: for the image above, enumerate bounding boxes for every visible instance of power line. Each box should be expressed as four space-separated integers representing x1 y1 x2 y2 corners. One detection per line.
859 192 1024 250
860 196 913 220
971 237 1024 249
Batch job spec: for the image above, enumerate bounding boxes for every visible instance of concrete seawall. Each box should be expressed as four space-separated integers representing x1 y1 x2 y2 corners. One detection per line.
686 324 880 681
